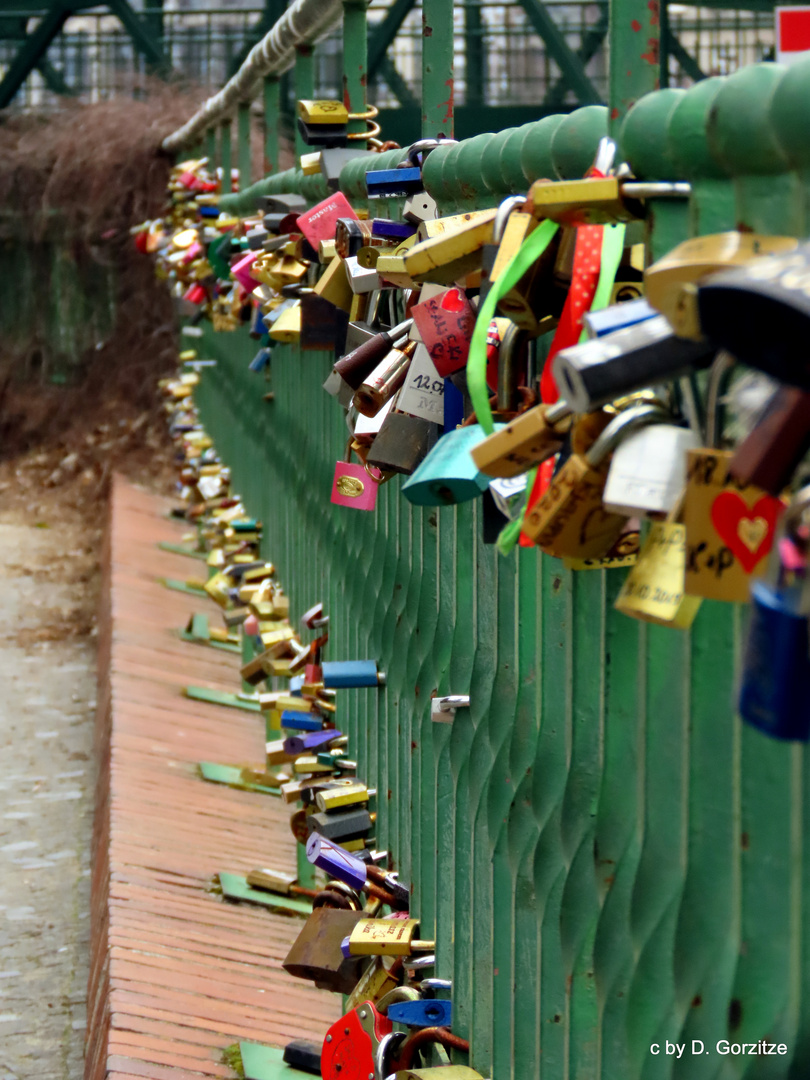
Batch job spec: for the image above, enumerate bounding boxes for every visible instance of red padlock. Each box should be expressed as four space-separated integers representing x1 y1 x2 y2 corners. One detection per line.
321 1002 393 1080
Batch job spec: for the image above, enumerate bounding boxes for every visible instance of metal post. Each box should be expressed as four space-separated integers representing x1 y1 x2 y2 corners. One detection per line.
422 0 454 139
294 44 315 159
343 0 368 136
608 0 660 137
659 1 670 90
238 100 252 188
220 119 233 194
264 75 280 175
205 127 217 169
464 0 484 108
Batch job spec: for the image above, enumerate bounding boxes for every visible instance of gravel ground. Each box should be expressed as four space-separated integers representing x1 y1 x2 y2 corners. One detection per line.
0 493 100 1080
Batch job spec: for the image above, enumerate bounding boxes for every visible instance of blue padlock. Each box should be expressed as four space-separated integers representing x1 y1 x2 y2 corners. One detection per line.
280 710 324 732
365 166 423 198
249 346 272 372
288 675 304 694
322 660 384 689
387 999 452 1028
738 579 810 741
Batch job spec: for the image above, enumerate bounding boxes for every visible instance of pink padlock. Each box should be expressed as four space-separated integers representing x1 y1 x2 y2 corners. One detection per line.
231 250 260 294
331 460 379 511
296 192 358 249
411 286 476 376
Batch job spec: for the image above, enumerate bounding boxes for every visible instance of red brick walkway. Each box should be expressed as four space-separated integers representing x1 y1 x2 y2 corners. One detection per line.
87 477 338 1080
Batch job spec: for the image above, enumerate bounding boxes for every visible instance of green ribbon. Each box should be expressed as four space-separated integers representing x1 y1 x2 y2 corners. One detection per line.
467 219 560 436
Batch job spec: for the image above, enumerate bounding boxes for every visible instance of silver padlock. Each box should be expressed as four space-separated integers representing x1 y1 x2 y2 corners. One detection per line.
602 417 699 517
430 695 470 723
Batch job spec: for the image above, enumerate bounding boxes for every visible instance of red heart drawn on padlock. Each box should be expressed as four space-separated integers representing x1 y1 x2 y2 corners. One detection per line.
710 492 784 574
440 287 466 313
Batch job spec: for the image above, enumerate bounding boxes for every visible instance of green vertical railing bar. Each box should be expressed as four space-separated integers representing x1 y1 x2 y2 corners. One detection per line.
608 0 660 137
263 75 280 174
238 101 252 188
342 0 368 134
421 0 454 138
294 45 314 159
220 118 233 193
205 126 217 167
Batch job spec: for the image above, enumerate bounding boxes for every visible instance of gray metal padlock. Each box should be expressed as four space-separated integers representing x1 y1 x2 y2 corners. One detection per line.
602 418 700 517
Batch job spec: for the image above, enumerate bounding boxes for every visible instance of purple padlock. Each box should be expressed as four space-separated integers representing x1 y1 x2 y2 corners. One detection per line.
306 833 367 892
283 729 342 756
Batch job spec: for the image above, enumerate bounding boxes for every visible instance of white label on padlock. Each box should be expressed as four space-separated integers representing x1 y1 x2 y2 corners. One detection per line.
396 343 445 423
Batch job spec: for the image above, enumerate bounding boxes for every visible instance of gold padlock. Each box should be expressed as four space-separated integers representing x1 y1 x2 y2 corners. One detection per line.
472 401 572 478
528 176 641 226
615 521 701 628
314 257 353 312
297 99 349 125
405 209 497 284
644 232 797 339
522 404 663 559
392 1070 484 1080
348 917 435 956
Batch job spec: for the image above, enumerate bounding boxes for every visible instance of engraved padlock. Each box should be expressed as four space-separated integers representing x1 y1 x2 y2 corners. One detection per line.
522 403 666 559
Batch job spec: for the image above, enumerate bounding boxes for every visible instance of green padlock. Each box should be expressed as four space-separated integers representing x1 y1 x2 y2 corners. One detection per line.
402 424 503 506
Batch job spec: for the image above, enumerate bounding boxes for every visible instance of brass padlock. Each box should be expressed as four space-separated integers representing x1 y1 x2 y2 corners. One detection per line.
522 404 664 559
283 907 368 993
405 209 497 285
471 400 572 478
348 917 435 957
527 176 642 226
644 231 798 340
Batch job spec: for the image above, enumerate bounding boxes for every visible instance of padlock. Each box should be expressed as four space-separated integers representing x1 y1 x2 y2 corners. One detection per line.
729 385 810 496
348 918 435 957
321 1003 393 1080
334 320 413 390
345 956 402 1013
331 442 383 512
321 147 374 190
603 412 699 517
283 729 342 756
372 218 417 242
552 313 715 413
522 404 665 559
387 998 453 1028
321 660 385 688
366 410 440 476
527 175 642 226
410 287 477 376
296 99 348 147
296 192 358 249
405 209 497 285
683 357 787 603
738 487 810 741
401 425 491 505
471 400 572 478
315 780 369 812
615 521 702 629
282 907 369 993
366 165 424 198
335 217 374 259
644 231 798 340
395 344 446 426
353 341 416 417
488 206 562 336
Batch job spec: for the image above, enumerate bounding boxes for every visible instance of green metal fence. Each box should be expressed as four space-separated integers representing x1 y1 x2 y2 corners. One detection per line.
176 11 810 1077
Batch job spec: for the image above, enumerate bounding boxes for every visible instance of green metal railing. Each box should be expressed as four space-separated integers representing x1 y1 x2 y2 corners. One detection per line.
0 3 782 113
172 0 810 1074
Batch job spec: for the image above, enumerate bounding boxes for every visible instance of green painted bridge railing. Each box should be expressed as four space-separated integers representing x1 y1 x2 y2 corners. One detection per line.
180 4 810 1077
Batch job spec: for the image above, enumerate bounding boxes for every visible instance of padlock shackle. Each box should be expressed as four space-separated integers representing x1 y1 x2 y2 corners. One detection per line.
705 350 735 448
584 403 672 467
493 195 528 245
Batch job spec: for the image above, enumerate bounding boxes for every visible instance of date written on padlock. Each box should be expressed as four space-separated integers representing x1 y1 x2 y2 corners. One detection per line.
348 918 435 956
